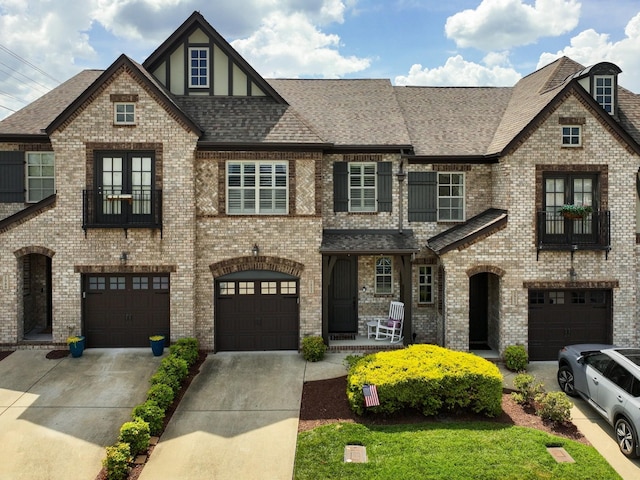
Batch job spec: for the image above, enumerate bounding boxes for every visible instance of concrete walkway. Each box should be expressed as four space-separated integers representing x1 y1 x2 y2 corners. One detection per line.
0 349 161 480
139 352 306 480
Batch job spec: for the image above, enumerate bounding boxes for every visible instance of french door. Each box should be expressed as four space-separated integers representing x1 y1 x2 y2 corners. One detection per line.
544 173 597 243
96 152 154 224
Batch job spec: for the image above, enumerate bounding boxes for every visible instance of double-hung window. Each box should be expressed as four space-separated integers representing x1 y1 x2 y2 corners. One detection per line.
349 163 377 212
375 257 392 294
594 76 614 114
227 161 288 214
418 266 433 304
438 173 464 221
27 152 55 202
189 47 209 88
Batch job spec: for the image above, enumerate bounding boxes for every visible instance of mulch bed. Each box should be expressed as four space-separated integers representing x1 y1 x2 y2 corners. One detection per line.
46 350 69 359
299 375 588 444
0 351 14 361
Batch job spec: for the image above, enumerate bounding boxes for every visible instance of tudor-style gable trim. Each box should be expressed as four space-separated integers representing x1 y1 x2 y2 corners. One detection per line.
143 11 287 104
500 81 640 157
45 55 202 137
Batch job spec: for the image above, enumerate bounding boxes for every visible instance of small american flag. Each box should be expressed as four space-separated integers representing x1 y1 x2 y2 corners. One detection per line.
363 384 380 407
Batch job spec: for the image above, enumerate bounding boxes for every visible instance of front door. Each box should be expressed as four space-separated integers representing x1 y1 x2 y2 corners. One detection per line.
469 273 489 348
328 256 357 333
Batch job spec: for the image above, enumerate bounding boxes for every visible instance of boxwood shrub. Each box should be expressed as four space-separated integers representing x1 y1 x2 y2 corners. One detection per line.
132 400 165 436
169 337 199 367
146 382 175 410
103 442 131 480
119 417 150 456
347 344 503 417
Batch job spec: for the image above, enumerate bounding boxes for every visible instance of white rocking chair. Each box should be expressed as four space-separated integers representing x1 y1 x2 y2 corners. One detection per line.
374 301 405 344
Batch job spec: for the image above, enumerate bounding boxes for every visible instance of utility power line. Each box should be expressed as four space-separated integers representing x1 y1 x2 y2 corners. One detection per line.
0 43 61 85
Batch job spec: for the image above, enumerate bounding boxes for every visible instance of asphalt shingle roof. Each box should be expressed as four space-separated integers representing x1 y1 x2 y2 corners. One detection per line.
268 79 412 147
320 229 420 254
427 209 508 255
173 96 326 144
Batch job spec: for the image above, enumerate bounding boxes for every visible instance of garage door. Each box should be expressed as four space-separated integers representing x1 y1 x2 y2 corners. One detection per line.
216 272 299 351
83 273 170 347
528 289 612 361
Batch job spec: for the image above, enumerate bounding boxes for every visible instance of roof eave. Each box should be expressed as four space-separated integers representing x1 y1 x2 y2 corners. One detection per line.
197 141 331 151
0 133 50 142
406 153 501 164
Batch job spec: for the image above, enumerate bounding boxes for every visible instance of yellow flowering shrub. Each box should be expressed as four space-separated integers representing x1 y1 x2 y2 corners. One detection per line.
347 344 503 417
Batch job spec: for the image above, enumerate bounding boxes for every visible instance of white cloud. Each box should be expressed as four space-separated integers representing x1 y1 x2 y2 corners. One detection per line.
445 0 581 51
231 11 370 78
537 12 640 93
394 54 522 86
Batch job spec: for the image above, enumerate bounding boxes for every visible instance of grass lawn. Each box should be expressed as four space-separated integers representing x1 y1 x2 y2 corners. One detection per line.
294 422 621 480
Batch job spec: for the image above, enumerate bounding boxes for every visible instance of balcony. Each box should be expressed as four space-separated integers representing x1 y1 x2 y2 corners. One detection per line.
83 189 162 237
536 210 610 257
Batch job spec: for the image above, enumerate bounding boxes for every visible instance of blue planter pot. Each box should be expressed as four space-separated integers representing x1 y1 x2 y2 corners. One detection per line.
150 337 165 356
68 336 85 358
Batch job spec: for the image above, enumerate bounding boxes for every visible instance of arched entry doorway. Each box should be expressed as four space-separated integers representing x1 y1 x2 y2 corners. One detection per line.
468 267 502 351
16 247 54 340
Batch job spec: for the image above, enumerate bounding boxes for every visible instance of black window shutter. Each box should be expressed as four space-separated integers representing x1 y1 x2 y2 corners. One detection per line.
377 162 392 212
0 151 24 203
408 171 437 222
333 162 348 212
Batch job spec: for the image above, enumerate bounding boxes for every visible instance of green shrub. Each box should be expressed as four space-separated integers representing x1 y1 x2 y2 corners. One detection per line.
159 355 189 382
169 337 199 367
147 382 175 410
343 353 369 370
346 344 503 417
301 336 327 362
118 418 150 456
103 442 131 480
150 369 180 393
536 391 573 423
511 373 544 406
504 345 528 371
132 400 165 436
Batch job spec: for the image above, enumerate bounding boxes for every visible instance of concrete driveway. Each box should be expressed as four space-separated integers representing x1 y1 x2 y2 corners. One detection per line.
0 349 162 480
139 352 306 480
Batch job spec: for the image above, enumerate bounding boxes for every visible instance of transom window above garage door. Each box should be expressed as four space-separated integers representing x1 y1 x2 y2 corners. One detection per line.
529 290 607 305
219 280 297 295
88 275 170 291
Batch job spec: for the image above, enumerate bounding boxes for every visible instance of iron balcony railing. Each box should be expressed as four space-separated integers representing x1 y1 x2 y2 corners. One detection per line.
536 210 610 253
82 189 162 235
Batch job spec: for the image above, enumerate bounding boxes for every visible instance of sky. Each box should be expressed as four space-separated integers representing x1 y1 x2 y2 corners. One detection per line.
0 0 639 120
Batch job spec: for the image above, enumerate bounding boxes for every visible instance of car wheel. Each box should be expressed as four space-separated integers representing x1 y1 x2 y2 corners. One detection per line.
557 365 577 397
615 418 640 458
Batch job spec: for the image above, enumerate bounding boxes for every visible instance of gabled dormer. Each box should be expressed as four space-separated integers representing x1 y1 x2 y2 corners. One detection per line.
143 11 286 103
572 62 622 117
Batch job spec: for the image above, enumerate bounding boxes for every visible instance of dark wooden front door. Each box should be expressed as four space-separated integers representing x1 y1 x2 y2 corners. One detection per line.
328 256 357 333
528 289 612 360
215 277 299 351
83 274 170 347
469 273 489 347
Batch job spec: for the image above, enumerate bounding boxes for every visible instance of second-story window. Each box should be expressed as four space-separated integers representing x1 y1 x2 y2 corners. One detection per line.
375 257 392 294
350 163 376 212
189 47 209 88
438 173 465 221
27 152 55 202
227 161 288 214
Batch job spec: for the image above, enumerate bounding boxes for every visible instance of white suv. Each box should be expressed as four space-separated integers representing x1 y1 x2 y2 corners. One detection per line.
557 344 640 458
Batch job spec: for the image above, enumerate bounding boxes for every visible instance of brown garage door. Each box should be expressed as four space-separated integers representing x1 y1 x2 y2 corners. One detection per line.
83 273 170 347
216 273 299 351
528 289 612 361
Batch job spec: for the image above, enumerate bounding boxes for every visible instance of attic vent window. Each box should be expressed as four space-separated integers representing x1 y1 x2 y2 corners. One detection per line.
114 103 135 125
189 47 209 88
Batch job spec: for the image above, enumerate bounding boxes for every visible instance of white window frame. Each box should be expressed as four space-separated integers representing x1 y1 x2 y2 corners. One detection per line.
26 151 55 203
375 257 392 294
594 75 614 114
418 265 433 304
114 103 135 125
189 47 209 88
561 125 581 147
226 161 289 215
349 162 377 212
437 172 465 222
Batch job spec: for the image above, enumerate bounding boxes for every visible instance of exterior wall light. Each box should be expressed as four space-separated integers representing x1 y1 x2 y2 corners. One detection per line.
252 244 259 257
